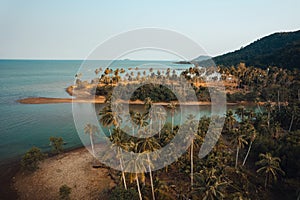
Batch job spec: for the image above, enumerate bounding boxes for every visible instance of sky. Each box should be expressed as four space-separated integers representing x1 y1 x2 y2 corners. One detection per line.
0 0 299 60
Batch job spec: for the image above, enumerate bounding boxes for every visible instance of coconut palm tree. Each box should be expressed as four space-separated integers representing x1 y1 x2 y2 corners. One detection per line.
84 123 100 156
225 110 236 133
231 130 248 168
186 114 203 189
99 104 121 138
167 102 177 132
124 154 147 200
264 101 273 129
111 127 131 190
136 135 161 200
193 167 228 200
242 123 256 166
132 111 149 132
256 152 285 188
235 106 246 122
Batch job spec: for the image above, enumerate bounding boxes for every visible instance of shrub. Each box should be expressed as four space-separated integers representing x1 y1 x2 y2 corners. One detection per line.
21 147 45 172
59 184 71 200
104 186 139 200
49 137 64 154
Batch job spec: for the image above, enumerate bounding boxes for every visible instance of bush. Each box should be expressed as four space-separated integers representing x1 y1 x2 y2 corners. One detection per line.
59 184 71 200
21 147 45 172
103 186 139 200
49 137 64 154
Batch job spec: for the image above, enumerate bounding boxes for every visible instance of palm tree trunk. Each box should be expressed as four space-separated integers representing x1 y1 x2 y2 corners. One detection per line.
136 174 143 200
191 140 194 188
267 112 270 129
171 116 174 132
235 147 239 168
108 129 112 139
242 141 252 166
264 173 268 189
119 148 127 190
158 120 161 138
147 154 155 200
289 114 294 132
89 134 95 156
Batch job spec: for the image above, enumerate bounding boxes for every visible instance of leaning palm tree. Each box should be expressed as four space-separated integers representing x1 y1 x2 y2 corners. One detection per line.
242 123 257 166
231 130 248 168
84 123 100 156
256 152 285 188
167 102 177 132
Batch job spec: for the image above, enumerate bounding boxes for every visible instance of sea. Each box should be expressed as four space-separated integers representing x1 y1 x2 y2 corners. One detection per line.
0 59 196 164
0 59 257 198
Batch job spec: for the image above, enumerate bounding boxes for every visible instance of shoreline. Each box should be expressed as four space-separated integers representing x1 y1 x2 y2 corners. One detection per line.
0 145 86 199
17 96 245 106
13 146 115 200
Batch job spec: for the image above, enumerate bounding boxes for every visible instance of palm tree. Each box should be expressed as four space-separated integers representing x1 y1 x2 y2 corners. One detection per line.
167 102 177 132
132 111 149 133
231 130 248 168
264 101 273 129
99 104 121 138
111 128 130 190
186 114 203 189
124 154 147 200
225 110 236 133
84 123 100 156
242 123 256 166
256 152 285 188
235 106 246 121
151 106 166 138
136 136 161 200
193 167 228 200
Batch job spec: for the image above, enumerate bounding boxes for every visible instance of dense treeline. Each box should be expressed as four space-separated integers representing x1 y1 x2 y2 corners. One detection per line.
199 30 300 70
96 97 300 199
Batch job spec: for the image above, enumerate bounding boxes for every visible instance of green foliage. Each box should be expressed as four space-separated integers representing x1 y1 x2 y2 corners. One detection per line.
59 184 71 200
49 137 64 154
105 186 139 200
21 147 45 172
201 30 300 70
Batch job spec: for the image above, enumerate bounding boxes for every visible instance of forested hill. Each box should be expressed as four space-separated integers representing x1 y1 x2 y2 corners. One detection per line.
199 30 300 70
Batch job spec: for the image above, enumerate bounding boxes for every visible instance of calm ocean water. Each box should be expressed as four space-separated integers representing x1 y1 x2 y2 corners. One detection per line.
0 60 197 164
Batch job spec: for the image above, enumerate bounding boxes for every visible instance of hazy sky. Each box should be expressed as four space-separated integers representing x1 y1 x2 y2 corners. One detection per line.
0 0 299 60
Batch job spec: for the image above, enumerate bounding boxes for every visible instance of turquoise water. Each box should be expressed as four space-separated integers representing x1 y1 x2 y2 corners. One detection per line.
0 60 253 164
0 60 195 163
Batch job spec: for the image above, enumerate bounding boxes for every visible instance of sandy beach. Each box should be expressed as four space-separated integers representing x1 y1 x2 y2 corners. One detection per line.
13 148 115 200
17 96 240 106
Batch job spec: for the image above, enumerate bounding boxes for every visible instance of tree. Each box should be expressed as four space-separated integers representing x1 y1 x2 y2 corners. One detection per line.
124 154 147 200
59 184 71 200
235 106 246 121
193 167 227 200
231 130 248 168
21 147 45 172
225 110 236 133
49 137 64 154
99 104 121 137
242 123 256 166
167 102 177 132
84 123 100 156
256 152 285 188
136 134 161 200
